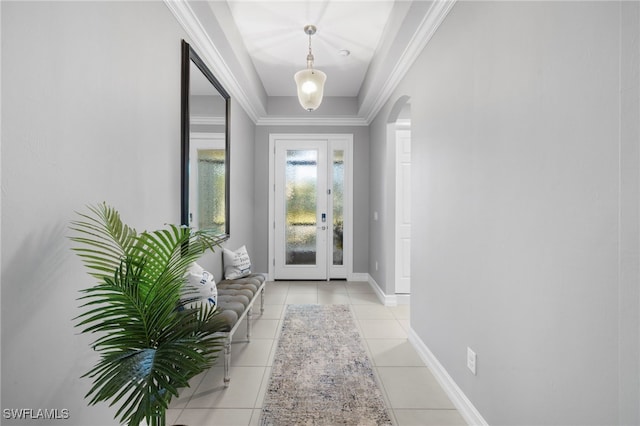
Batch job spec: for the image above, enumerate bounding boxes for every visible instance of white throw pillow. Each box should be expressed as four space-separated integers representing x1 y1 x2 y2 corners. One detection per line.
183 262 217 310
223 245 252 280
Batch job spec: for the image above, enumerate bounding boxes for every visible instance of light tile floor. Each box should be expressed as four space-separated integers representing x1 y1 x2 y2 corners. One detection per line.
168 281 466 426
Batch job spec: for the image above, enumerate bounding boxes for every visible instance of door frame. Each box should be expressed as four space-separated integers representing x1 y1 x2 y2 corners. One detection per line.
268 133 354 281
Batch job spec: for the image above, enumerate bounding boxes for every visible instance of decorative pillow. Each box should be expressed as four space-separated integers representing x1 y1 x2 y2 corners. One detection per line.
222 245 252 280
183 262 217 311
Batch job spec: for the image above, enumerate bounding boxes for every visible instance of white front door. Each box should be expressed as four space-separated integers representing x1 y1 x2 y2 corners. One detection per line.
274 139 328 279
270 134 352 281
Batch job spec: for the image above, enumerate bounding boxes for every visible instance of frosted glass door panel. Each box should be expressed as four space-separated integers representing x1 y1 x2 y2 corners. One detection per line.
332 150 344 266
285 150 318 265
274 139 328 280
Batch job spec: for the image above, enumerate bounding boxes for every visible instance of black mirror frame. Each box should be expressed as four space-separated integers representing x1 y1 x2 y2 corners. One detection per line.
181 39 231 240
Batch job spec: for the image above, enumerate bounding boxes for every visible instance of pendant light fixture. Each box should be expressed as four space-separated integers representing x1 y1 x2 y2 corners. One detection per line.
294 25 326 111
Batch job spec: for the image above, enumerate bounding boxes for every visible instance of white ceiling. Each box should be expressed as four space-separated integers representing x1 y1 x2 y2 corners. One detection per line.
167 0 452 122
225 0 396 97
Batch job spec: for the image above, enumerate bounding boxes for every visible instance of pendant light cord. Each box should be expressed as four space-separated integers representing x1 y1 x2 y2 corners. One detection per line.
307 31 314 70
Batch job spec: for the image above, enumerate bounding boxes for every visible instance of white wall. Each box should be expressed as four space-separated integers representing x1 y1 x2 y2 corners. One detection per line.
370 1 639 424
1 2 257 424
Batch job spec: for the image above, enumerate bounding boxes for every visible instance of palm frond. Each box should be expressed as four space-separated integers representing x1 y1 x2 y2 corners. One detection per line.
70 203 139 279
70 203 226 426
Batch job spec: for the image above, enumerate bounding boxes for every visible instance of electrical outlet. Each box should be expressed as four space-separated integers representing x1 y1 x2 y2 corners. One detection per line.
467 347 477 375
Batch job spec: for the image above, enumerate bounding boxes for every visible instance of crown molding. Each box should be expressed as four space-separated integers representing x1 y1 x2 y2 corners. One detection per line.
164 0 265 123
166 0 455 126
359 0 457 124
255 115 369 127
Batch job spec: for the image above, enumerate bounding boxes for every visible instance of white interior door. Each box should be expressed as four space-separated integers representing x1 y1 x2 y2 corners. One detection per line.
271 135 352 281
395 128 411 293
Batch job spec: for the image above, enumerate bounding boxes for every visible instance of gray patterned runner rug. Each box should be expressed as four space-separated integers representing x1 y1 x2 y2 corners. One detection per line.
260 304 393 426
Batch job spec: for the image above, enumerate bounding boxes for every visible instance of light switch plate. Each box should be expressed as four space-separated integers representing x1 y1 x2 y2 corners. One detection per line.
467 347 477 375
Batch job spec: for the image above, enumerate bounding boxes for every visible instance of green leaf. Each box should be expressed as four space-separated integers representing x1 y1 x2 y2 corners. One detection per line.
70 203 225 426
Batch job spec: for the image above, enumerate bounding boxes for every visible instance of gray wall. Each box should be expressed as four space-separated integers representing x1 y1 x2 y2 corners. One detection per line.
370 1 639 424
267 97 359 117
368 97 410 295
222 99 257 265
1 1 256 424
253 126 370 275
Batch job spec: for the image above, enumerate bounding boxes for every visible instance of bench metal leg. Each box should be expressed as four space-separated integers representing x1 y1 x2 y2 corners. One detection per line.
223 336 231 388
246 307 252 341
218 280 266 388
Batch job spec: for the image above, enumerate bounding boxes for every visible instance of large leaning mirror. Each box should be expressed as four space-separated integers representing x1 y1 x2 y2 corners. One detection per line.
181 40 230 240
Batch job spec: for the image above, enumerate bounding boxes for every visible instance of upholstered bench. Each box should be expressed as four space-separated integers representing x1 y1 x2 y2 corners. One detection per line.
215 273 266 387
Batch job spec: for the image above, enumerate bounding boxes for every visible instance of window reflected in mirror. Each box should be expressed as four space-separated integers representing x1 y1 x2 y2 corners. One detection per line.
181 40 230 240
193 145 225 234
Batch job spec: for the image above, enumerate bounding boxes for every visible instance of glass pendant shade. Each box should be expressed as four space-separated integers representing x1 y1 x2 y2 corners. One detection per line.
294 68 326 111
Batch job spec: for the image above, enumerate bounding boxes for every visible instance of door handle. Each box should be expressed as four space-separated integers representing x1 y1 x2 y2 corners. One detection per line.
317 226 326 230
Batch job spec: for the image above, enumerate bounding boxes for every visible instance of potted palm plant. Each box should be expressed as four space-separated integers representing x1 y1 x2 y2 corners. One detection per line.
70 203 227 426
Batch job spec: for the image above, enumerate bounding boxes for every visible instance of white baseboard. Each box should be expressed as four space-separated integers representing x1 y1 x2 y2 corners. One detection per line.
369 275 396 306
408 328 488 426
366 274 412 307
